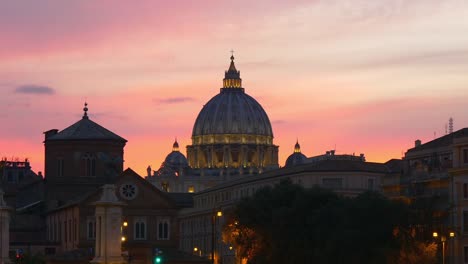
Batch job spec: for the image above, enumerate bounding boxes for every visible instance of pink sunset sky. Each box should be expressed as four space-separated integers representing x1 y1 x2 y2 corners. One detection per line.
1 0 468 176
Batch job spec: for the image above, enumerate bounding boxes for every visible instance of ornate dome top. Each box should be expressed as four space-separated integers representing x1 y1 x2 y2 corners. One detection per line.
285 140 307 167
192 55 273 138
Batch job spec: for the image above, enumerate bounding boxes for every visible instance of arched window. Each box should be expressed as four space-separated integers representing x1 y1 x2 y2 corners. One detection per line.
157 218 170 240
87 217 96 239
134 217 147 240
81 153 96 177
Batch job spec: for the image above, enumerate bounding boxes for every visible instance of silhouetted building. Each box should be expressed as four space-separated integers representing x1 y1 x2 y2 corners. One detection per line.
43 103 127 209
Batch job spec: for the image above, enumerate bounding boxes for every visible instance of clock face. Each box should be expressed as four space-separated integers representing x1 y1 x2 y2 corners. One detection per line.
120 183 138 200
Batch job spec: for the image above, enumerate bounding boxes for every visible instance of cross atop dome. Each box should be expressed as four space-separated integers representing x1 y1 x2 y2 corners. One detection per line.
223 51 242 89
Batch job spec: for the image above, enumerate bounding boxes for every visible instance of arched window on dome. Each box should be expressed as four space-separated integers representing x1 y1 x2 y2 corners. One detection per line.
161 181 169 192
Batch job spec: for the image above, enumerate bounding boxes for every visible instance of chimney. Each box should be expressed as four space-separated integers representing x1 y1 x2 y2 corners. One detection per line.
415 139 422 147
44 129 59 140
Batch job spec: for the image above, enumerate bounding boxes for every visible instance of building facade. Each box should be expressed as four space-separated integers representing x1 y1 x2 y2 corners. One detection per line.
178 158 391 264
383 128 468 264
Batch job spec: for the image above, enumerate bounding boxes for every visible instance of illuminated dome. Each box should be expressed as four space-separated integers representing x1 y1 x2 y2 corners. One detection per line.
187 55 278 171
285 140 307 167
192 55 273 141
163 139 188 169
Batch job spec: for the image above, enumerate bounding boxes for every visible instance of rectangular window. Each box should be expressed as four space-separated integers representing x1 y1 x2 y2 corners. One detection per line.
157 217 170 240
322 178 343 189
57 158 64 177
74 219 77 242
464 211 468 234
134 217 147 240
69 220 72 242
464 149 468 164
368 178 375 190
64 221 67 243
87 218 96 240
54 222 58 241
464 183 468 199
58 222 61 242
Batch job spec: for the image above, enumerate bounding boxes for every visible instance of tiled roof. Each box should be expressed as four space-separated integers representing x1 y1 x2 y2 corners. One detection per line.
46 117 127 142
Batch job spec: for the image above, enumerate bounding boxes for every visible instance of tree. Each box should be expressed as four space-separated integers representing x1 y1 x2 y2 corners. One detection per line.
223 179 437 264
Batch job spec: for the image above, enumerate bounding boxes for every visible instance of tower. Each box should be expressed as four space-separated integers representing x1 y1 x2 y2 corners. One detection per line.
44 103 127 208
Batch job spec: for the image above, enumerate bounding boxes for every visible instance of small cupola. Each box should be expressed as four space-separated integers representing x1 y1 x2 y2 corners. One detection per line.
223 53 242 89
172 139 180 152
294 140 301 153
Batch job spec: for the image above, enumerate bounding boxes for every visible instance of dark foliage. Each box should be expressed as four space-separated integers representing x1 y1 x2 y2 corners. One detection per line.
223 179 437 264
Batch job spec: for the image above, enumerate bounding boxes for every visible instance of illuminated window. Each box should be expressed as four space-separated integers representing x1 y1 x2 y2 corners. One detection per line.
188 186 195 193
162 182 169 192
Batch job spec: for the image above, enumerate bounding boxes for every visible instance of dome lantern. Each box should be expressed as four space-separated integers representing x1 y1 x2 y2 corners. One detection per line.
223 53 242 89
172 138 179 152
294 140 301 153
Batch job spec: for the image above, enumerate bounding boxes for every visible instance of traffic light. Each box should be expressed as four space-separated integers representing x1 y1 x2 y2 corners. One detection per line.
153 248 163 264
16 249 24 263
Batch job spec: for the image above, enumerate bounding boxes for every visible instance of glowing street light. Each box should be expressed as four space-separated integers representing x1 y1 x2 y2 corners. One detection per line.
212 209 223 264
433 231 455 264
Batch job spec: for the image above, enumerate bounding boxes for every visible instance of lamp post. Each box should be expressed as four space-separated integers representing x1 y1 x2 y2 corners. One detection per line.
433 231 455 264
212 210 222 264
194 247 202 257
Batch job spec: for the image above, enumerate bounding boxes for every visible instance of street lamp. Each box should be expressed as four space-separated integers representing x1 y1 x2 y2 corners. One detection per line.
433 231 455 264
212 209 223 264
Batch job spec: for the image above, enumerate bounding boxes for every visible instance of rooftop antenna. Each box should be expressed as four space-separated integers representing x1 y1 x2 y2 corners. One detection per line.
449 117 454 133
